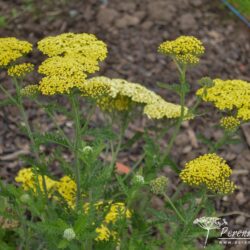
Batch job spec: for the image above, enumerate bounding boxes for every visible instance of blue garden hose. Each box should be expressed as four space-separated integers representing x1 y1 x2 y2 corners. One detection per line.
221 0 250 28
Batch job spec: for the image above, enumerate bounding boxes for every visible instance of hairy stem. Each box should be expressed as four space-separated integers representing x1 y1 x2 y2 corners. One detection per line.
163 193 186 223
69 93 82 209
161 64 187 166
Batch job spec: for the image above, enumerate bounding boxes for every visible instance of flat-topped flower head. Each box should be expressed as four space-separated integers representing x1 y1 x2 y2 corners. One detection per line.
37 33 107 95
37 33 107 59
158 36 205 65
196 79 250 121
7 63 34 78
180 153 236 194
220 116 240 131
37 33 107 74
81 76 189 118
0 37 32 67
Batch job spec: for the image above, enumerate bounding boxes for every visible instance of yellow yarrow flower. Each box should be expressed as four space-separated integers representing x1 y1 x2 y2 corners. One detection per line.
180 154 236 194
37 33 107 95
196 79 250 121
0 37 32 67
84 201 131 242
81 76 189 118
15 168 57 196
20 84 40 97
143 99 188 119
37 33 107 60
7 63 34 77
95 224 111 241
220 116 240 131
39 75 85 95
56 176 77 208
158 36 205 65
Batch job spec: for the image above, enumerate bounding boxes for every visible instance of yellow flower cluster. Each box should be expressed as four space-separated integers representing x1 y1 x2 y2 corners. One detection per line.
15 168 76 204
0 37 32 67
197 79 250 121
158 36 205 65
20 84 40 97
7 63 34 77
81 76 188 119
57 176 77 208
180 154 236 194
37 33 108 95
37 33 107 61
15 168 131 242
220 116 240 131
84 201 131 242
15 168 57 196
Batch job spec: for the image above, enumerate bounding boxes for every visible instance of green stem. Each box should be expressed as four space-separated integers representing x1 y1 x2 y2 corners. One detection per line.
163 193 186 223
161 64 187 165
69 93 82 209
12 78 49 201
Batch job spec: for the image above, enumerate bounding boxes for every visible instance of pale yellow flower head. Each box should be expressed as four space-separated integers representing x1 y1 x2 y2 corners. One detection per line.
180 154 236 194
196 79 250 121
20 84 40 97
81 76 189 119
158 36 205 65
143 99 189 119
0 37 32 67
8 63 34 78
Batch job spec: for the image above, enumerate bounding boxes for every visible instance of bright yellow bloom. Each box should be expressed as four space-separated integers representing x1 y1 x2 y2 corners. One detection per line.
95 224 110 241
158 36 205 65
180 154 236 194
15 168 57 195
84 201 131 242
38 75 85 95
20 84 40 97
7 63 34 77
38 56 87 95
37 33 107 95
0 37 32 67
37 33 107 60
56 176 77 208
197 79 250 121
220 116 240 131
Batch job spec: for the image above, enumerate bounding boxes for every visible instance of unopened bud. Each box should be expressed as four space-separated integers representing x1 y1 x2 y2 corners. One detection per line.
63 228 76 241
150 176 168 195
132 175 145 185
20 193 30 203
82 146 93 155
